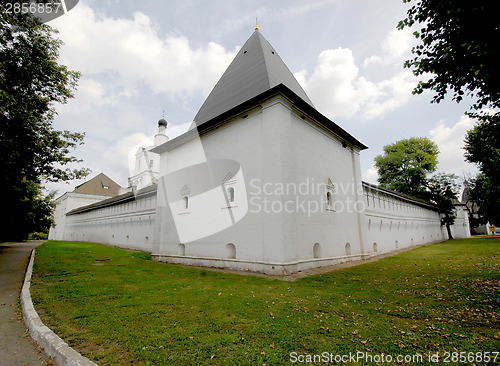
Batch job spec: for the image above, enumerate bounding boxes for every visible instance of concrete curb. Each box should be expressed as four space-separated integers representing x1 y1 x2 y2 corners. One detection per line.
21 249 98 366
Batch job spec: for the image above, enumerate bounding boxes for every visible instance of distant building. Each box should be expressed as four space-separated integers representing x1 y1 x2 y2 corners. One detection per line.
48 173 122 240
128 117 168 191
461 186 490 235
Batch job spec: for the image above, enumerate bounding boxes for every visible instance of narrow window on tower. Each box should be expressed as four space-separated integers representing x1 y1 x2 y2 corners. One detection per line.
326 178 335 211
228 187 235 203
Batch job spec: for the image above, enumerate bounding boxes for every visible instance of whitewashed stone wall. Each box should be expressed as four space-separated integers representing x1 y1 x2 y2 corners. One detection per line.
54 95 470 274
363 183 447 254
149 95 470 275
64 190 156 252
363 183 470 255
49 192 114 241
57 178 469 274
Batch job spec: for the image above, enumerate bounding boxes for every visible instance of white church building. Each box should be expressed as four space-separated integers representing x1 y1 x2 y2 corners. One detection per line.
50 28 470 275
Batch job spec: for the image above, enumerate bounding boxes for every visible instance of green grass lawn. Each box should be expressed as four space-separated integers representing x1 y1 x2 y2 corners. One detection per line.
31 238 500 365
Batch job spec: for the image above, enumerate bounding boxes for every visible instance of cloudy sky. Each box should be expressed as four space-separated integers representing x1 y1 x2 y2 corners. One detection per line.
46 0 479 195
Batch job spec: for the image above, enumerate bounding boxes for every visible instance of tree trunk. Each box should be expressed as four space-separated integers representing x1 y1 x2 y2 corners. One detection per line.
446 224 454 240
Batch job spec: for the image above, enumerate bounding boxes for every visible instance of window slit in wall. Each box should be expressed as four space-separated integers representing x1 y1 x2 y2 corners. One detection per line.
228 187 235 203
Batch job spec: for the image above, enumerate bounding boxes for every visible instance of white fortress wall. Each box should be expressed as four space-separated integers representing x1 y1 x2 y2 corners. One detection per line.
58 179 469 273
279 103 368 272
363 182 470 255
56 101 470 273
153 104 268 267
49 192 114 241
56 179 470 273
64 188 157 252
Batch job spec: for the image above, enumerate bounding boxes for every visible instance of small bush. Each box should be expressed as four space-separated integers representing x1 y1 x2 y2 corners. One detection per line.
27 232 48 240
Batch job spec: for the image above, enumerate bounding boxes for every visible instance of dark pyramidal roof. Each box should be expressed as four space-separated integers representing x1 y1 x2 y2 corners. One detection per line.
73 173 121 196
192 29 314 128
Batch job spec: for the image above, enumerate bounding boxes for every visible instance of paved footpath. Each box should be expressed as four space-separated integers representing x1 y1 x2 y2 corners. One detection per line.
0 241 50 365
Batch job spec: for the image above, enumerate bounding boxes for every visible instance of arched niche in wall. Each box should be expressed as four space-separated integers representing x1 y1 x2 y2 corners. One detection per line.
178 243 185 256
345 243 351 256
225 243 236 259
313 243 321 258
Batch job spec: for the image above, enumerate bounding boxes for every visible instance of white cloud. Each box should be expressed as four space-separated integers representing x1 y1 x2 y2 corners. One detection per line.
297 47 418 120
363 164 379 184
101 133 153 184
429 115 477 175
51 4 237 98
382 28 414 63
294 26 423 121
57 77 117 116
363 28 414 67
361 71 418 120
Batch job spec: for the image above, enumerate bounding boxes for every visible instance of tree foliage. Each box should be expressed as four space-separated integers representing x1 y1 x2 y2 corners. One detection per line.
375 138 463 239
374 137 439 199
399 0 500 229
462 111 500 227
398 0 500 110
0 11 89 241
427 173 459 239
464 113 500 182
464 173 500 227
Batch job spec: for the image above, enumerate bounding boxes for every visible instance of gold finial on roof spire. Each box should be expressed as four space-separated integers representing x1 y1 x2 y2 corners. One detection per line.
255 17 259 31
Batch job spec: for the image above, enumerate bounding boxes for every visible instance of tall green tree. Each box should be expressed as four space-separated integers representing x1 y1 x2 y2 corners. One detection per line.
1 10 89 241
398 0 499 110
463 113 500 226
374 137 439 199
427 173 459 240
464 173 500 228
399 0 500 227
375 138 460 239
464 113 500 180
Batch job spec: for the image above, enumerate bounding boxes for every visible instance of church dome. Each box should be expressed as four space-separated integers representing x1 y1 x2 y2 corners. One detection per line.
158 117 168 127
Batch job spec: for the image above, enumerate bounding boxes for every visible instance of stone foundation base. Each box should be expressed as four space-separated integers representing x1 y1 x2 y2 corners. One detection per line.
151 253 374 276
